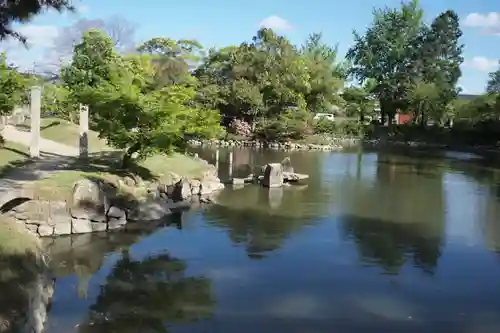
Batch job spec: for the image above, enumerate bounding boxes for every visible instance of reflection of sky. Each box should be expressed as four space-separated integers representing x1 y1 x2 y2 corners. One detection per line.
43 151 500 333
443 172 485 247
321 152 378 182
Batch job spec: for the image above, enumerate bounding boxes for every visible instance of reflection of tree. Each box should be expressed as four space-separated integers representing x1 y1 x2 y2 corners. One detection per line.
79 251 214 333
342 216 442 275
338 152 446 275
205 200 313 258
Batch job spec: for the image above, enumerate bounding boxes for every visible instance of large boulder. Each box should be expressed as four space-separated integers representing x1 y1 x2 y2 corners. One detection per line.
69 178 109 223
171 178 192 202
127 199 172 222
262 163 283 188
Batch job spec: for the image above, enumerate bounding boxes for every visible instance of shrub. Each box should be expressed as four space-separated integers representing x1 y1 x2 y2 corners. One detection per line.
229 119 252 137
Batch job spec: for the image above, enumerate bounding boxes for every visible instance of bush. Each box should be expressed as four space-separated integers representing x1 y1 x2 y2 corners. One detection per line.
313 119 364 137
254 109 308 141
0 134 4 147
229 119 252 137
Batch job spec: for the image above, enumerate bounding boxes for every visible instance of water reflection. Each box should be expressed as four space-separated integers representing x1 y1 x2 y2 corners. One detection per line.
38 147 500 332
78 251 214 333
341 215 442 275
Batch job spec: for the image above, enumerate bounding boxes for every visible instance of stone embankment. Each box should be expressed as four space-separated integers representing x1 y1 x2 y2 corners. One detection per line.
4 165 224 238
188 137 361 151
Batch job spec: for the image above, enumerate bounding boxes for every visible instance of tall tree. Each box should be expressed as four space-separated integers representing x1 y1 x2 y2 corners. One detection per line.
346 0 425 124
0 52 25 117
300 33 346 113
487 64 500 93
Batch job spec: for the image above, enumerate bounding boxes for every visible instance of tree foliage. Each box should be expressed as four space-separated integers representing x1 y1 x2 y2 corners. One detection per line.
347 0 463 125
0 52 25 116
62 31 222 167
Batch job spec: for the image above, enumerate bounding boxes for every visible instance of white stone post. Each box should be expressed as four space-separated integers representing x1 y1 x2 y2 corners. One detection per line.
215 149 220 169
30 86 41 158
79 104 89 158
228 151 233 178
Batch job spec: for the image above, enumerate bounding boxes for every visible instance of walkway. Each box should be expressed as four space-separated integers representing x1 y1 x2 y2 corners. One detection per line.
0 126 78 207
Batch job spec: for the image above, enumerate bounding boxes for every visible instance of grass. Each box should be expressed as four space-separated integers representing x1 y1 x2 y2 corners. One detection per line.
17 117 109 153
0 141 31 177
26 151 213 203
0 217 39 257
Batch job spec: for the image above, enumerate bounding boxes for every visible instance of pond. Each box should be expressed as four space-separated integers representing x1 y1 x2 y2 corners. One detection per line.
43 147 500 333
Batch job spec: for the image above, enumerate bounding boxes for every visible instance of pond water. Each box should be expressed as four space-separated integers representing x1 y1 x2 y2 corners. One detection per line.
43 147 500 333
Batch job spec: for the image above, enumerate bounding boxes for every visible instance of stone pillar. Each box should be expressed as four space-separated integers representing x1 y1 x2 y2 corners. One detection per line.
262 163 283 188
30 86 41 158
228 151 233 178
79 104 89 158
215 149 220 170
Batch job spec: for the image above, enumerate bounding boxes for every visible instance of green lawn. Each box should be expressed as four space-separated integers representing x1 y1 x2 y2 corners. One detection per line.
0 141 31 176
17 117 109 153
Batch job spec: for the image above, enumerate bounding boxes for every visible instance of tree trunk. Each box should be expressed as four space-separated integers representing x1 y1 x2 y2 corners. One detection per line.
121 143 141 169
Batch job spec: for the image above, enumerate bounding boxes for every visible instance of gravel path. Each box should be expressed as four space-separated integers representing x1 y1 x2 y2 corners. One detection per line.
0 126 78 208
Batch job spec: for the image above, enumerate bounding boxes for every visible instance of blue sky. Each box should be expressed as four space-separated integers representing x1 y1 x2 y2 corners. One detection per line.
1 0 499 94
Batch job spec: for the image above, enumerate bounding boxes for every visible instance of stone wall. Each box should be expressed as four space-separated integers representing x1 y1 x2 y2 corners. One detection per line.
4 171 224 238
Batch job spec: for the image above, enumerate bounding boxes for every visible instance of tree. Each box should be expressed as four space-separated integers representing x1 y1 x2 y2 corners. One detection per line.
42 17 137 78
342 81 376 122
405 81 440 125
61 29 121 92
0 52 25 117
196 28 311 130
41 83 77 122
0 0 73 43
300 33 346 113
347 0 424 124
136 37 203 87
487 64 500 93
64 30 222 167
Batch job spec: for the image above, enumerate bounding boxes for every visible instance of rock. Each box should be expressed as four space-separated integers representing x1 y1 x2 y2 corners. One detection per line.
106 206 126 220
25 224 38 234
123 176 136 187
280 157 294 173
128 199 172 221
282 172 309 182
54 222 71 235
69 179 109 222
38 225 54 237
108 219 126 230
171 178 192 201
189 179 201 195
91 222 107 232
262 163 283 188
71 218 92 234
231 178 245 185
200 179 224 195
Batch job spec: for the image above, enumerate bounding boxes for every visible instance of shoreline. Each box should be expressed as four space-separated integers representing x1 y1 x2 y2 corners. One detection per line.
189 137 500 156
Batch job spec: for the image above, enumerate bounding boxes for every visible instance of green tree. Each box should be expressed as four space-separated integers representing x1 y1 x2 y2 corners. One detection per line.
342 82 376 122
487 64 500 93
64 30 222 167
41 83 78 122
300 33 346 113
347 0 424 124
0 53 25 117
405 81 440 125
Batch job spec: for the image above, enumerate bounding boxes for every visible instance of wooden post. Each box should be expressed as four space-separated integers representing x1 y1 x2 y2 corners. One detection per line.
30 86 41 158
79 104 89 158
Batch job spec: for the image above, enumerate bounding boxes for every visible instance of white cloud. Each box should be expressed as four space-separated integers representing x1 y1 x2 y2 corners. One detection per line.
17 25 59 48
76 5 89 14
463 12 500 35
463 56 499 72
259 15 293 31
